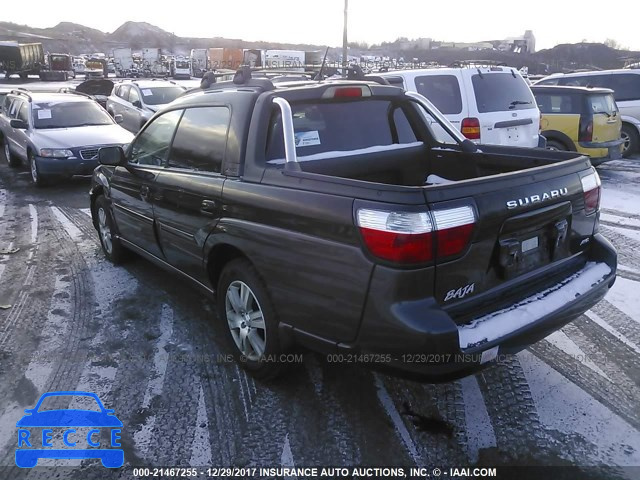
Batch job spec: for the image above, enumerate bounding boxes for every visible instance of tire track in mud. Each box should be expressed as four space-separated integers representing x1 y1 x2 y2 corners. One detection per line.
0 204 92 468
376 374 468 466
529 339 639 430
599 225 640 271
474 355 548 458
591 300 640 352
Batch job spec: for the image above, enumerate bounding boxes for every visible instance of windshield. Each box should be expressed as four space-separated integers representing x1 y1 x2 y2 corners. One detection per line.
471 72 537 113
33 101 114 129
139 86 185 105
175 61 190 68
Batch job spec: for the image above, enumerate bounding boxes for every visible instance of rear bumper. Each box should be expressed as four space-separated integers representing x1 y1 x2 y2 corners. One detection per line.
35 156 98 176
579 139 624 165
344 233 617 382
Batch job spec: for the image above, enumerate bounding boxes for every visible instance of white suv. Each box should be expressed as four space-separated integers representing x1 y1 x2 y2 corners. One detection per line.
379 66 542 148
535 69 640 157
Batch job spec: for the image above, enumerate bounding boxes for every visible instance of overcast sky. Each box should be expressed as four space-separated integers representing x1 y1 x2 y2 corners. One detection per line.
4 0 640 52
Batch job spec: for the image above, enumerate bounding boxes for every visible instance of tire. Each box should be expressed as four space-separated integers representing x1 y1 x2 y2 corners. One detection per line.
216 258 287 379
3 138 19 167
95 195 128 264
546 139 567 151
621 124 639 158
29 151 49 187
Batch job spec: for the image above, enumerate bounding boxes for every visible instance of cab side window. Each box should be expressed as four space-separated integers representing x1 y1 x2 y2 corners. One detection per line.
17 103 29 123
129 109 183 166
118 85 130 100
167 107 230 173
8 99 23 119
129 87 140 106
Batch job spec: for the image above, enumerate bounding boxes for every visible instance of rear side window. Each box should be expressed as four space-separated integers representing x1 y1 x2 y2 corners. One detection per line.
471 73 536 112
168 107 230 173
414 75 463 114
265 99 418 161
535 93 580 114
558 74 609 88
588 94 618 114
609 74 640 101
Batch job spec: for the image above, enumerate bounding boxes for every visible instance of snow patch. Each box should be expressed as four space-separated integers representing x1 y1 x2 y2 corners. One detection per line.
267 141 424 164
50 206 82 239
458 262 611 349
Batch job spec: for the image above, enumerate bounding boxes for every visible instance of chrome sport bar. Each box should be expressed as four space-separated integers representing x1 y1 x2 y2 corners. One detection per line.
272 97 298 163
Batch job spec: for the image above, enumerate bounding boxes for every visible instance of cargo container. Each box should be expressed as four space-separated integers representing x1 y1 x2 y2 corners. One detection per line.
0 42 44 79
208 48 244 70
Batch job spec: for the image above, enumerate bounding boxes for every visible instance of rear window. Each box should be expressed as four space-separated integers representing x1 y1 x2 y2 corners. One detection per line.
588 93 618 115
266 99 418 161
414 75 463 114
471 72 536 113
534 93 581 114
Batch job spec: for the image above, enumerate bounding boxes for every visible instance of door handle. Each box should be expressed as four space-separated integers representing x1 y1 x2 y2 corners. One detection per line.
200 199 217 213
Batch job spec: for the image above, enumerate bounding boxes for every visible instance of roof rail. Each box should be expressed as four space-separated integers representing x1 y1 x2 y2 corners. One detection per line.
10 89 32 102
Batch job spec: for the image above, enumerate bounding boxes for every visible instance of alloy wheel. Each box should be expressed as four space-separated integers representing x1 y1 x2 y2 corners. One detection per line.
225 280 266 361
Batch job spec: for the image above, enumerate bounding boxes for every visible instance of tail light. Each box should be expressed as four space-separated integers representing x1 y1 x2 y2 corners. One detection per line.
581 170 601 215
357 206 475 264
461 117 481 140
357 210 434 263
433 206 476 257
322 86 371 99
579 116 593 142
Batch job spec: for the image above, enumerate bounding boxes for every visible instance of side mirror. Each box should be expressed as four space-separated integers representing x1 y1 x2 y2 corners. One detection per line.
460 139 479 153
10 119 28 129
132 100 142 109
114 114 124 124
99 146 126 166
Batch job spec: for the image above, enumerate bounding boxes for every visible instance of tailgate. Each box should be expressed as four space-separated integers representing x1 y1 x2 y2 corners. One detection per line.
424 159 600 321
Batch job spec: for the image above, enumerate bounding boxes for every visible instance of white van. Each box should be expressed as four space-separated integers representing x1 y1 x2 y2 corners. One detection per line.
379 66 542 148
535 69 640 157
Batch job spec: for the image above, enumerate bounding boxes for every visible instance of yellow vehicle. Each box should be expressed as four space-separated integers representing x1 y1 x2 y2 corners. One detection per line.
531 85 623 165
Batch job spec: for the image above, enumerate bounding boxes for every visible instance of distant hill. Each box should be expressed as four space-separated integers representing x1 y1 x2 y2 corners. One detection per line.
0 20 638 73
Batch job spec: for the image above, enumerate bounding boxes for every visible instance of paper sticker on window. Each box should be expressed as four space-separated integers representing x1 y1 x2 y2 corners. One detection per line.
37 109 52 120
142 89 153 96
294 131 321 147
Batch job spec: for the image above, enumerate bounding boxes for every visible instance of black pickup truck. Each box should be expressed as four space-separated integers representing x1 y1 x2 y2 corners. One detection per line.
90 70 617 380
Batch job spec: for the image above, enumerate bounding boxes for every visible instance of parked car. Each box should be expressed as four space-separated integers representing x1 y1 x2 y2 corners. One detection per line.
535 69 640 157
378 65 543 148
89 71 616 381
106 80 186 133
531 85 623 165
0 90 133 186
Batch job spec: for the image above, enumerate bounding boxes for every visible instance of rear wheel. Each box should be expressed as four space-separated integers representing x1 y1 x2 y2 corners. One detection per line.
3 138 19 167
217 258 287 379
546 139 567 151
621 124 639 158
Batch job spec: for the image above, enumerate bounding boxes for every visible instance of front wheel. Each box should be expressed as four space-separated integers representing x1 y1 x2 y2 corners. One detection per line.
29 152 49 187
95 195 128 264
217 259 287 379
621 124 639 158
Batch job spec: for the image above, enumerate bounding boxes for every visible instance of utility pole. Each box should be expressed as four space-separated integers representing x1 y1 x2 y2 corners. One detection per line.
342 0 348 75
